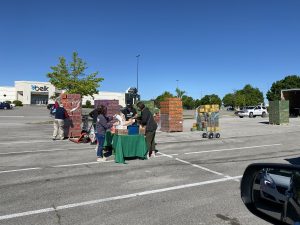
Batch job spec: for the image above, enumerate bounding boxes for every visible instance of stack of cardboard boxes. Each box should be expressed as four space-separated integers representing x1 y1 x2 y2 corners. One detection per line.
160 98 183 132
61 93 82 138
94 100 120 118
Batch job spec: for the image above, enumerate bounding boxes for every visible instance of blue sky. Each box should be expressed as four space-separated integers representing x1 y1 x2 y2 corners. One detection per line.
1 0 300 100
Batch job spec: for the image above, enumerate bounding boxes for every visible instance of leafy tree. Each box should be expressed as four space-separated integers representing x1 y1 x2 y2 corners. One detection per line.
199 94 222 106
234 90 246 107
155 91 174 108
175 88 186 98
194 99 202 108
47 52 103 98
222 93 235 107
239 84 264 106
182 95 195 109
266 75 300 101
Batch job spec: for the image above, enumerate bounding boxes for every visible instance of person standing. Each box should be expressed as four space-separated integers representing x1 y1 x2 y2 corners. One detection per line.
122 104 137 121
136 102 157 158
53 103 67 140
95 105 112 161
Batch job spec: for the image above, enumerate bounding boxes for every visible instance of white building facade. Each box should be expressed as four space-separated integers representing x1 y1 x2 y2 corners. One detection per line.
0 81 126 106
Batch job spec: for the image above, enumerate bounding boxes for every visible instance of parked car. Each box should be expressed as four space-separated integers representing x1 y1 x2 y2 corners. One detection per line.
0 102 11 110
237 105 268 118
259 169 291 205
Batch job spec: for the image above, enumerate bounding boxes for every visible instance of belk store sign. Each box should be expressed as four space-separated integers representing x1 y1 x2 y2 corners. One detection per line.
31 85 49 92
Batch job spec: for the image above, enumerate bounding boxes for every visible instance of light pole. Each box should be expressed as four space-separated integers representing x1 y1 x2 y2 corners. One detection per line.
176 80 179 89
136 54 140 93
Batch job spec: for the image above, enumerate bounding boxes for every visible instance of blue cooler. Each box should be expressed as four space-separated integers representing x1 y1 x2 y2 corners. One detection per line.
127 125 139 135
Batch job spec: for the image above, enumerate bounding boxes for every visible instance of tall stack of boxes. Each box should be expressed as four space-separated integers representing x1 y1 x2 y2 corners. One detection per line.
160 98 183 132
269 100 289 125
94 100 120 118
61 93 82 138
195 105 220 132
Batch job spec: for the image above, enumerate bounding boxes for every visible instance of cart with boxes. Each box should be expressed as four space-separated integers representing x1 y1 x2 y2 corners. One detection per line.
195 104 220 139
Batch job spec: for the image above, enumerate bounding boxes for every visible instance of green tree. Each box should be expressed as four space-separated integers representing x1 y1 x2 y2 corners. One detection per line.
234 90 246 107
199 94 222 106
175 88 186 98
222 93 235 107
194 99 202 108
266 75 300 101
230 84 264 107
47 52 103 98
182 95 195 109
155 91 174 108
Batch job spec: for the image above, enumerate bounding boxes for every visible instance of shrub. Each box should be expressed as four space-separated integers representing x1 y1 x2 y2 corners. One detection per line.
82 100 93 108
13 100 23 106
5 100 11 104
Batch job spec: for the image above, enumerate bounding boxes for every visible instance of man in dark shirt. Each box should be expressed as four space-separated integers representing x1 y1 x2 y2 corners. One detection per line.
53 104 68 140
122 104 137 121
137 102 157 158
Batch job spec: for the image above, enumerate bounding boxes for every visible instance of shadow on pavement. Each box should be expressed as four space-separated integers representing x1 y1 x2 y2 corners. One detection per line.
258 121 270 125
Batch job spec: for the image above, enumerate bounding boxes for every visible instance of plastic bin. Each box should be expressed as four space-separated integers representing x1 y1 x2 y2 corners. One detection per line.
127 125 139 135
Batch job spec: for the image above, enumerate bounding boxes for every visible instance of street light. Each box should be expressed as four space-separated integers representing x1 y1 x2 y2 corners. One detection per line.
176 80 179 89
136 54 140 93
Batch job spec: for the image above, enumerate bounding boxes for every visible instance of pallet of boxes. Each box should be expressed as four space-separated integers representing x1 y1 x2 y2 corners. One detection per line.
160 98 183 132
61 94 82 138
194 104 220 139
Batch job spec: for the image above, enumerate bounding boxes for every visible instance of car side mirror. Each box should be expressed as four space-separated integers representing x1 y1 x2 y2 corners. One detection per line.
241 163 300 225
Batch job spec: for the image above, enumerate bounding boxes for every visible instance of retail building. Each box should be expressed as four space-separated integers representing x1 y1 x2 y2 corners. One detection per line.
0 81 126 106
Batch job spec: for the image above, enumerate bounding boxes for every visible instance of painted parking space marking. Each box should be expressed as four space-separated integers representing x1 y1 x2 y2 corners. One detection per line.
0 143 283 174
0 175 242 221
0 140 52 145
184 144 282 155
157 151 241 182
0 161 113 174
0 167 42 174
0 116 25 118
0 146 93 155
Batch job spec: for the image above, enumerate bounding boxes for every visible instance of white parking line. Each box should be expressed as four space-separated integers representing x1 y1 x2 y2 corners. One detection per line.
0 144 282 174
0 147 93 155
0 161 113 174
0 175 242 221
0 140 51 145
52 160 114 168
0 167 42 174
0 116 25 118
184 144 282 155
175 158 224 176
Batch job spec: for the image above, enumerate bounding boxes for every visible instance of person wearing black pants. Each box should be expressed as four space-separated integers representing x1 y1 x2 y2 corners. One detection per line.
137 102 157 158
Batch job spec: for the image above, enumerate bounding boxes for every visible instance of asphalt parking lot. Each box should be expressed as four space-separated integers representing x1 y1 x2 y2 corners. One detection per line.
1 106 300 225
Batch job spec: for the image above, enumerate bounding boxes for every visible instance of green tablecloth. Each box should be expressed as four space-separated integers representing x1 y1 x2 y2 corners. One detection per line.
103 131 113 148
112 134 148 163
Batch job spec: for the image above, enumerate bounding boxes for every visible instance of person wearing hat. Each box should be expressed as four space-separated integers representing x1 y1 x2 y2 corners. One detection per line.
52 103 68 140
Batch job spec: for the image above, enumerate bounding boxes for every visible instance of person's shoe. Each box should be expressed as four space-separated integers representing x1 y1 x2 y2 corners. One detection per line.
97 157 107 162
52 138 56 141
